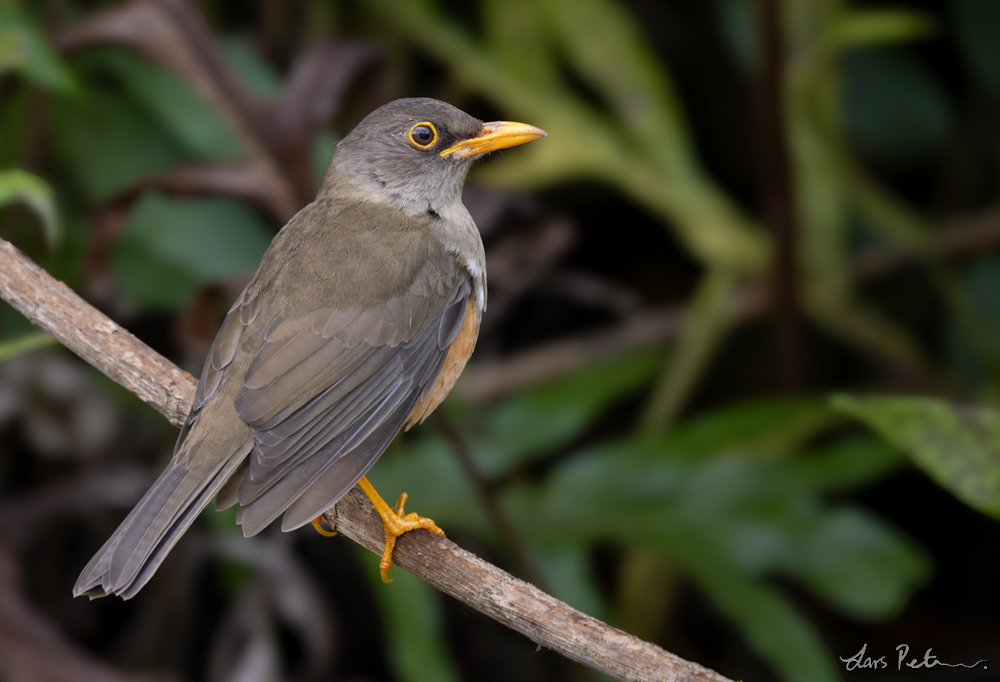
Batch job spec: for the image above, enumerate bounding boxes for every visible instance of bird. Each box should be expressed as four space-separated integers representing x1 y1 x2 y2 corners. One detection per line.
74 98 546 599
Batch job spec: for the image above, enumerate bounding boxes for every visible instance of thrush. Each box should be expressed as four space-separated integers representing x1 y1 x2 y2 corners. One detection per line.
75 98 545 599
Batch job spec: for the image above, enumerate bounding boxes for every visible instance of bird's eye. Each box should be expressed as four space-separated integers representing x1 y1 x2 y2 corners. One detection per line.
408 122 438 149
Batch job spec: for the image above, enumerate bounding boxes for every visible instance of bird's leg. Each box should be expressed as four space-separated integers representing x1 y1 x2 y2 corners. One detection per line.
356 476 445 582
310 515 337 537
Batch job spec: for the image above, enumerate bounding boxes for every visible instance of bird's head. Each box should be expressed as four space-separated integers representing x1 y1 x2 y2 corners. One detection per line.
323 98 545 217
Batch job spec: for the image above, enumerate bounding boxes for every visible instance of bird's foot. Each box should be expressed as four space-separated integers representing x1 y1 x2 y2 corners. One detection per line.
377 491 445 583
357 477 444 583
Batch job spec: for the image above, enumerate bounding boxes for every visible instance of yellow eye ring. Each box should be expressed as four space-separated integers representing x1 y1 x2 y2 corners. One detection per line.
408 122 438 149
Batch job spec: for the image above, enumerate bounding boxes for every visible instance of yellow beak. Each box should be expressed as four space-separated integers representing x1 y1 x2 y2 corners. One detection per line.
439 121 547 158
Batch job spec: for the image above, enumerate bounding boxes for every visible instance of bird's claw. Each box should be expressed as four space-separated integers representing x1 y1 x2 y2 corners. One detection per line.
377 492 445 583
310 515 337 537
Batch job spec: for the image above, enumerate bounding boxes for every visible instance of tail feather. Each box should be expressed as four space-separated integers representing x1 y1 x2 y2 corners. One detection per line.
74 439 252 599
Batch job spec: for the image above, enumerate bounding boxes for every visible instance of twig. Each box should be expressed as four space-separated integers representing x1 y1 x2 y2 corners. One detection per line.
0 237 733 682
754 0 803 392
462 288 767 404
537 269 642 317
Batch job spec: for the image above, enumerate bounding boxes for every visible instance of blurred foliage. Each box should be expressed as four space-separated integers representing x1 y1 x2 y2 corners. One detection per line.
0 329 56 360
843 48 952 159
112 191 271 310
0 168 57 246
834 395 1000 519
952 0 1000 102
0 2 76 93
365 558 462 682
372 358 924 682
1 1 1000 682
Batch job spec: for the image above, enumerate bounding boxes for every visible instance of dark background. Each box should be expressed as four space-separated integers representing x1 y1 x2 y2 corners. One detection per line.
1 1 1000 681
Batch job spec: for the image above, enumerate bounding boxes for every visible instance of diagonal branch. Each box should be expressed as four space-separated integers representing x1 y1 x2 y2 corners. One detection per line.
0 237 733 682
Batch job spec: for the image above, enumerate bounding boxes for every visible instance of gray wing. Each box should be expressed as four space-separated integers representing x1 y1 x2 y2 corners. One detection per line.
76 266 468 599
221 266 471 536
74 287 257 600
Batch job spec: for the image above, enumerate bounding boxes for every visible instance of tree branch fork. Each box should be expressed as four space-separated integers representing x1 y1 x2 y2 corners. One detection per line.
0 238 732 682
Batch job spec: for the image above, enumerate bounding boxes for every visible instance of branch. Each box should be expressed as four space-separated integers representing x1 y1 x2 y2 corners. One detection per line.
0 238 733 682
0 242 194 427
754 0 803 392
462 288 766 403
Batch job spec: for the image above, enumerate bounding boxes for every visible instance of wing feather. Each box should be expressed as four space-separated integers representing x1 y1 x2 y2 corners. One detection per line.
227 266 471 534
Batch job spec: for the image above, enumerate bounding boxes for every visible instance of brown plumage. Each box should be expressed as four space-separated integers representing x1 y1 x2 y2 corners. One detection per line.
405 298 480 429
74 98 544 599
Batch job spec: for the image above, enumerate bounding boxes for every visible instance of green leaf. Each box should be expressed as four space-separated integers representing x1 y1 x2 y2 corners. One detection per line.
111 191 272 310
503 434 768 551
507 427 926 613
945 254 1000 388
470 350 660 475
783 436 903 493
503 433 683 546
952 0 1000 101
366 434 484 531
0 299 34 342
669 458 926 620
312 129 338 186
483 0 561 93
364 554 460 682
842 48 952 158
714 0 758 74
40 210 89 291
531 546 609 622
660 397 837 461
0 331 56 361
88 48 243 161
0 169 58 247
51 87 182 203
828 9 937 50
217 36 283 100
380 404 924 682
796 506 929 620
0 23 19 74
682 543 841 682
832 395 1000 518
541 0 692 173
640 269 737 428
0 5 77 93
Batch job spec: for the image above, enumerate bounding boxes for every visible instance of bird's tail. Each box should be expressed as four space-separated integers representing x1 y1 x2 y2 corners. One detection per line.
74 439 252 600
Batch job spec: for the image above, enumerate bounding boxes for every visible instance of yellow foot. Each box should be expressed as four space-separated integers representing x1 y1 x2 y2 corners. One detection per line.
310 515 337 537
357 477 445 583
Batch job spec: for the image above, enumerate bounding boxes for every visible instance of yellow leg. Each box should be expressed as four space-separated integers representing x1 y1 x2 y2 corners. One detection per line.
310 515 337 537
357 476 445 583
